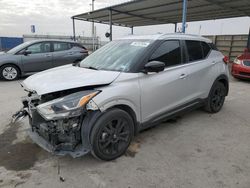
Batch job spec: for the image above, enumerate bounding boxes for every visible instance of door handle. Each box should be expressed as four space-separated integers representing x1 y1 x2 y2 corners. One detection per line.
179 74 187 79
67 52 74 55
211 61 216 65
45 54 52 57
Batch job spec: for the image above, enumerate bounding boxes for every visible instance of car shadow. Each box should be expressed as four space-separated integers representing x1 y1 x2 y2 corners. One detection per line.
0 77 27 83
56 110 202 166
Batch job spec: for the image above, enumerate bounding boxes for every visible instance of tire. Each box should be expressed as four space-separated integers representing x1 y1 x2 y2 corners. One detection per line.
90 108 134 161
72 60 81 66
204 82 226 113
0 64 20 81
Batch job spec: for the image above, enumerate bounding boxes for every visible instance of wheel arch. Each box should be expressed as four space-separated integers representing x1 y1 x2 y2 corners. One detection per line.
81 104 139 152
215 74 229 96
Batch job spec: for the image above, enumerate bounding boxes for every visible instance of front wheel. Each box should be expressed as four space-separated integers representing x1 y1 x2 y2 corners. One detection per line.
90 108 134 161
204 82 226 113
0 65 20 81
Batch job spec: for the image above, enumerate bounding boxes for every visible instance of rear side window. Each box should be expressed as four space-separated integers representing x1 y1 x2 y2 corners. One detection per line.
150 40 182 67
53 42 71 52
185 40 203 62
201 42 211 57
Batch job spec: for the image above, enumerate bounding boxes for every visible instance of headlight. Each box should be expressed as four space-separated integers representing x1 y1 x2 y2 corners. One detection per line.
233 58 242 65
37 90 100 120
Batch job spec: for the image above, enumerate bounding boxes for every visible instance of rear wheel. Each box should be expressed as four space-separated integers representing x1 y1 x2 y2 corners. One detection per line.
72 60 81 66
204 82 226 113
90 108 134 161
0 65 20 81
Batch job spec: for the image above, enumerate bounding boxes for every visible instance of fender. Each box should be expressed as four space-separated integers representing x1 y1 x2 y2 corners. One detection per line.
81 110 103 150
93 98 141 122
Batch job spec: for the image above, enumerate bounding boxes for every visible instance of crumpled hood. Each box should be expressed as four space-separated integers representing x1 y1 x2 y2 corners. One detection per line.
22 65 120 95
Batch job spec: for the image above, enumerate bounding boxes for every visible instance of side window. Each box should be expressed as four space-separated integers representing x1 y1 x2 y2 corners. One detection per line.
201 42 211 58
186 40 203 62
53 42 71 52
150 40 182 67
26 42 51 54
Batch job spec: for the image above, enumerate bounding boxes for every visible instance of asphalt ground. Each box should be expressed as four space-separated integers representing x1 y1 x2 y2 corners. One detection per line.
0 77 249 188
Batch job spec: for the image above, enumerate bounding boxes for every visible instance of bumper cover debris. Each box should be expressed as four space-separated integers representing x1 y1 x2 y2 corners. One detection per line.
28 129 90 158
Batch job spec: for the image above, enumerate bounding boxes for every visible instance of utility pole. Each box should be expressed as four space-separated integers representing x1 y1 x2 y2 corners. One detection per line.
91 0 95 51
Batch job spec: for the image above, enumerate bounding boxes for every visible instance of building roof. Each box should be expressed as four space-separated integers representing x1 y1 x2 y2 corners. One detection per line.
72 0 250 27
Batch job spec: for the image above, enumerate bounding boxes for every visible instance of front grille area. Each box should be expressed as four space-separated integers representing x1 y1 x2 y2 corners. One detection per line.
239 72 250 77
243 61 250 67
29 108 82 151
24 93 84 152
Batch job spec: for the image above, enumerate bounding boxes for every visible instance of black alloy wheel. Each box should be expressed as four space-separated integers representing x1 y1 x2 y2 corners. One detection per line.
90 108 134 160
204 82 226 113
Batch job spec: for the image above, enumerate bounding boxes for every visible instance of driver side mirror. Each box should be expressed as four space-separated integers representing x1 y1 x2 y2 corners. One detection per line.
143 61 165 73
23 50 32 56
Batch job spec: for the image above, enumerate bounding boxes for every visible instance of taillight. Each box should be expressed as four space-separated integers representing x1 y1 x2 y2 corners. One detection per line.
80 50 88 54
223 56 229 64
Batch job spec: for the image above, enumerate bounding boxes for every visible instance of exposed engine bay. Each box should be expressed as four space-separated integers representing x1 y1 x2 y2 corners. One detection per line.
13 86 102 158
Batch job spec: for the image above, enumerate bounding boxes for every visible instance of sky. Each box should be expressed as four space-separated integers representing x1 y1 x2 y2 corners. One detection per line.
0 0 250 41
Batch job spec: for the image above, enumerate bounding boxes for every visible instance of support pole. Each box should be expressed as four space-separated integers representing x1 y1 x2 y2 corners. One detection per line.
131 26 134 35
174 23 177 33
72 18 76 41
181 0 188 33
92 0 95 51
91 0 95 37
109 9 113 41
247 27 250 51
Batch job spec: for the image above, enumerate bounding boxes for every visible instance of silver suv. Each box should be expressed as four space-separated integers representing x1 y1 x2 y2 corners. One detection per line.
0 40 88 80
14 33 229 160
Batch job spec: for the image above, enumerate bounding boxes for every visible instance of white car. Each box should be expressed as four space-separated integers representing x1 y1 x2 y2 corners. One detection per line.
13 33 229 160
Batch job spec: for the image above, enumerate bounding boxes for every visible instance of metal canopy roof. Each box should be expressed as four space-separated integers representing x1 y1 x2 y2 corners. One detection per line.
72 0 250 28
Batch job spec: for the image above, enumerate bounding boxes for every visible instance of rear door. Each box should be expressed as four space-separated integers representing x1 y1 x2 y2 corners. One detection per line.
21 42 53 73
52 42 80 67
139 40 190 123
183 40 219 100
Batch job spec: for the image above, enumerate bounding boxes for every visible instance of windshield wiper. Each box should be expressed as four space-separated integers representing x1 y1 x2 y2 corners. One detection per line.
82 66 99 70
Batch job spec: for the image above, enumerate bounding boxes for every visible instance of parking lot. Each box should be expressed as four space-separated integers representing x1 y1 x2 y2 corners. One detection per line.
0 77 249 188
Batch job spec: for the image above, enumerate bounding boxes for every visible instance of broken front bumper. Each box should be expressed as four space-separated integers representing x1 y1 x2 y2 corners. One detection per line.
28 129 89 158
13 106 91 158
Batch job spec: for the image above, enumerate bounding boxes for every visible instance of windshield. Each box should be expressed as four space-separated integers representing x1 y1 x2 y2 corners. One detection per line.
7 41 33 54
80 39 152 72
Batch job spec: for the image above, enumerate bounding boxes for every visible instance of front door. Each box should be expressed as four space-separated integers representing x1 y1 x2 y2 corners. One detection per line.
21 42 53 73
139 40 190 123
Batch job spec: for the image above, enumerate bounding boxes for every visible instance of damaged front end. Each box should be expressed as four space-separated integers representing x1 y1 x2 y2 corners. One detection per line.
13 89 101 158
